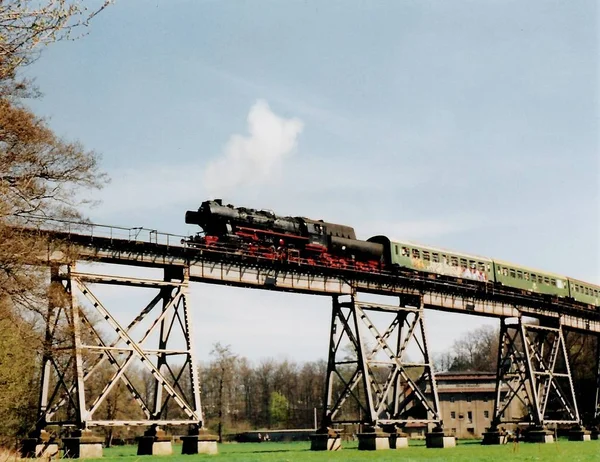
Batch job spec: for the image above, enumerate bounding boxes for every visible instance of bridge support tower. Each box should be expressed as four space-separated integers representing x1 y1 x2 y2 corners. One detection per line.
482 317 580 445
312 293 444 450
591 337 600 440
23 264 209 458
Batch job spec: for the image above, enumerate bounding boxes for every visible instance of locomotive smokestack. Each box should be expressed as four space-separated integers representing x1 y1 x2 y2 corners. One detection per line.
185 210 202 225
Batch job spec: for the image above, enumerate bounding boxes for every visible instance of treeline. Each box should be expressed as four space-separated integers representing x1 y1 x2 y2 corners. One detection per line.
200 344 326 441
434 325 499 372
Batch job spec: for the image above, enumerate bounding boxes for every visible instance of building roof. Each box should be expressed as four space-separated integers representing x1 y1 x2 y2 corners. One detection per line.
438 387 496 394
437 371 496 381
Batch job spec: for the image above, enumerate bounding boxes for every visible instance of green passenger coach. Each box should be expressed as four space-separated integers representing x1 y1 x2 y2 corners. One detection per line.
492 259 569 298
570 278 600 306
368 236 494 282
367 235 598 310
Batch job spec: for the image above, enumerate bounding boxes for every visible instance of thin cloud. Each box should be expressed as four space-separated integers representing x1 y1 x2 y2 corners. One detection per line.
203 100 304 198
358 216 488 241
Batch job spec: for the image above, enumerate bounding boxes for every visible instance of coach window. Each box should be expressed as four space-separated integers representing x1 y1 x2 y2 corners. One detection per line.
510 269 516 278
460 258 467 267
544 277 550 285
451 411 456 419
432 253 440 263
423 251 430 261
531 274 537 282
585 287 589 295
502 267 508 276
517 271 523 280
402 247 410 257
551 279 556 287
450 256 458 267
524 273 530 281
412 249 420 259
395 245 399 255
574 285 579 293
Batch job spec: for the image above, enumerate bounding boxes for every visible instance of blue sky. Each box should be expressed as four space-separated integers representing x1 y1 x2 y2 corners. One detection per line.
25 0 598 363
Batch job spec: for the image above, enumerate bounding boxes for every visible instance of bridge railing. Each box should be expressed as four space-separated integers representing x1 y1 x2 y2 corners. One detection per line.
19 215 188 249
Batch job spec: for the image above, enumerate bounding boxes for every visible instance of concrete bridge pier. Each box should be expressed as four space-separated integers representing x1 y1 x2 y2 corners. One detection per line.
383 425 409 449
137 426 173 456
425 425 456 448
356 426 390 450
309 428 341 451
568 425 591 442
62 430 104 459
20 430 59 459
481 426 508 445
180 426 219 455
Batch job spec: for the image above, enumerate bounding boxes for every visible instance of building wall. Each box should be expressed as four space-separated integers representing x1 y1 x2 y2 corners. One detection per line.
440 392 494 438
437 373 523 439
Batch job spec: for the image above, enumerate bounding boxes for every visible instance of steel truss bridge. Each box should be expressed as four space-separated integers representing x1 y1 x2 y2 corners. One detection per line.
22 219 600 439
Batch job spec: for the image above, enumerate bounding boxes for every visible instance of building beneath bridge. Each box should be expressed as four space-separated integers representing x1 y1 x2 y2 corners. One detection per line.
436 372 523 439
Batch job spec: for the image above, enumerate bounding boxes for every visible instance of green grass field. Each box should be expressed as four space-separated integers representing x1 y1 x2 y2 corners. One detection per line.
97 439 600 462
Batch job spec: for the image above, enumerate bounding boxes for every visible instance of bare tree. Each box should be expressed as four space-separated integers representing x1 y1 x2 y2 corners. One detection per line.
206 343 238 443
0 1 112 442
0 97 107 314
435 325 499 372
0 1 115 86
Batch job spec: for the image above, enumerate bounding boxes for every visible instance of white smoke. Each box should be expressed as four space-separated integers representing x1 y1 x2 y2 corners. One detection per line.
203 100 304 197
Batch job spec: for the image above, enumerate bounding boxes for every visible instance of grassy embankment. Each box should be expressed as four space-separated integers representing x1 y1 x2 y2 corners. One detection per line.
96 439 600 462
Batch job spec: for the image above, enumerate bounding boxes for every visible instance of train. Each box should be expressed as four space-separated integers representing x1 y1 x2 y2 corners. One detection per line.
185 200 600 308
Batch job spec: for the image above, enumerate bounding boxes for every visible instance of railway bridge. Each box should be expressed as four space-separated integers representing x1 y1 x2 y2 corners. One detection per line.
16 218 600 456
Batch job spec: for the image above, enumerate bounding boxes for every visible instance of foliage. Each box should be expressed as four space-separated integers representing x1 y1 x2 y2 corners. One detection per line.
268 391 289 427
564 332 598 424
0 305 38 443
0 0 111 443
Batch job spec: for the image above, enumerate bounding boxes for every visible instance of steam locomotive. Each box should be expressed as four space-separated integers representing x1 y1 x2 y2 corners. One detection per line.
185 200 600 308
185 200 384 271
